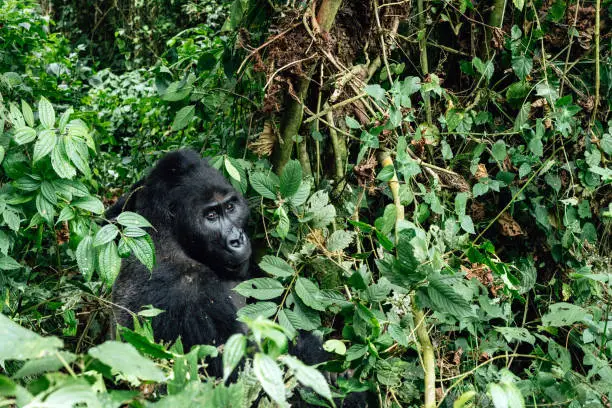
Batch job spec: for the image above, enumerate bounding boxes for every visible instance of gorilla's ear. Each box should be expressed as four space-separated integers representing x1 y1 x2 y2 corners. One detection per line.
147 150 202 185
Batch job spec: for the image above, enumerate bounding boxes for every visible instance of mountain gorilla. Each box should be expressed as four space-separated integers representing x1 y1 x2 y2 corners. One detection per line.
108 150 253 365
108 150 368 406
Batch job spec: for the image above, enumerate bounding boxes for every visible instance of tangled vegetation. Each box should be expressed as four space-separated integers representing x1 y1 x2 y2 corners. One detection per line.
0 0 610 406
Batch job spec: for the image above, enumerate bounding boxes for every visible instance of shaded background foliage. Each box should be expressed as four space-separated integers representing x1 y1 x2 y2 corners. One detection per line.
0 0 610 406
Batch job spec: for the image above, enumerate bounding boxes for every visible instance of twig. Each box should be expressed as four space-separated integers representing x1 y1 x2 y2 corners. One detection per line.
263 54 317 92
237 22 302 74
304 92 367 123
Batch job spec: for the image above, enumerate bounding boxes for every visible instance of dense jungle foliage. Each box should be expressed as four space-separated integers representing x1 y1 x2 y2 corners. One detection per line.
0 0 610 406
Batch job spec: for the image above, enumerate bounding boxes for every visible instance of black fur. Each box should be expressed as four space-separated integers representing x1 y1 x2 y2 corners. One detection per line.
110 150 251 371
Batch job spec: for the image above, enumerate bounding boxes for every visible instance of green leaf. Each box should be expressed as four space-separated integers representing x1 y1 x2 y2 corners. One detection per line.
73 196 105 214
125 236 156 271
288 180 311 207
250 172 277 200
93 224 119 247
494 327 535 345
472 57 494 81
40 181 58 205
98 241 122 285
89 341 165 384
528 135 543 157
38 97 56 129
35 193 54 223
327 230 355 252
455 192 469 217
511 55 532 79
275 206 290 239
541 302 587 327
234 278 284 300
491 140 507 161
65 137 91 178
58 107 73 132
377 165 395 181
459 215 475 234
279 160 302 198
514 102 531 130
253 353 287 407
0 255 22 270
223 334 246 382
172 105 196 131
33 129 57 162
323 339 347 355
116 211 152 228
123 226 147 237
427 277 473 318
259 255 294 277
345 116 361 129
513 0 525 9
13 126 36 145
13 351 76 378
76 235 96 281
224 157 241 182
0 314 63 360
236 302 277 319
21 100 34 127
295 277 325 311
364 84 386 102
473 182 489 197
51 138 77 179
281 355 332 402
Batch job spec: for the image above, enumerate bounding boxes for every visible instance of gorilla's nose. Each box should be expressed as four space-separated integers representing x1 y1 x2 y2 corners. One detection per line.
227 227 246 249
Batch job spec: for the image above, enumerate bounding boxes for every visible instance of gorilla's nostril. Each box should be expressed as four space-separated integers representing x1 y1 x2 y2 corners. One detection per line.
228 230 244 248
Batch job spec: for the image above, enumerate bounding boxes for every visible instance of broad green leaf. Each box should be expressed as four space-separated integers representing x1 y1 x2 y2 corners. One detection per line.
259 255 294 277
93 224 119 247
323 339 347 355
236 302 277 319
89 341 165 384
33 129 57 162
472 57 494 81
514 102 530 130
253 353 287 407
459 215 475 234
275 206 290 239
364 84 386 102
0 314 63 360
123 226 147 237
327 230 355 252
453 391 477 408
125 236 156 271
224 157 241 182
281 355 332 402
455 192 469 217
427 277 473 318
0 255 22 270
0 145 4 164
65 137 91 178
494 327 535 345
21 100 34 127
377 165 395 181
38 97 56 129
511 55 532 80
13 126 36 145
288 180 310 207
233 278 284 300
250 172 277 200
40 181 57 205
117 211 152 228
98 241 122 285
13 351 76 378
76 235 96 281
295 277 325 311
73 196 105 214
491 140 507 161
58 107 73 132
51 138 77 179
223 334 246 381
171 105 196 131
528 135 543 157
345 116 361 129
513 0 525 10
541 302 587 327
279 160 302 198
35 193 55 223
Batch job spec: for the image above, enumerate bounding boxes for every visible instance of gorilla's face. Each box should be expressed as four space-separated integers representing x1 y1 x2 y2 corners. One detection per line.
176 186 252 278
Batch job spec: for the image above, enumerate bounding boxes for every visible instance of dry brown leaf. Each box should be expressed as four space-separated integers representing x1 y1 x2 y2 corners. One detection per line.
474 164 488 180
498 212 524 237
249 120 276 157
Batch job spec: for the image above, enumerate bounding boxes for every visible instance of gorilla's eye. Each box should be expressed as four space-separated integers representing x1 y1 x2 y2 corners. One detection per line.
205 210 218 221
226 202 234 212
